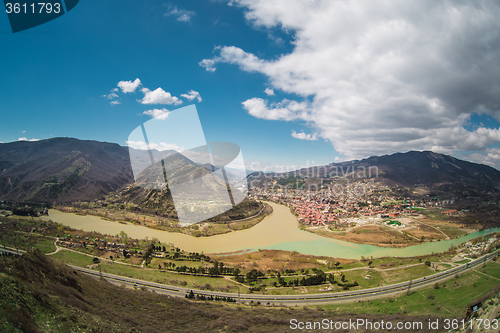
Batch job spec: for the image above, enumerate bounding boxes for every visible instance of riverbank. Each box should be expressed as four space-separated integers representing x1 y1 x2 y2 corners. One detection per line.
44 201 500 259
55 202 273 237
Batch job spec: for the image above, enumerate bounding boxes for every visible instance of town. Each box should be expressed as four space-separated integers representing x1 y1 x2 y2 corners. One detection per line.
248 176 470 247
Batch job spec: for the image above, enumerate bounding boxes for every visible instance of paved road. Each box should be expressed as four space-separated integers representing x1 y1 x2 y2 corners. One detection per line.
1 246 498 305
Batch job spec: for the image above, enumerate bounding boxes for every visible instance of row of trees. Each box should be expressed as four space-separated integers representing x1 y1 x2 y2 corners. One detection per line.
185 290 236 303
274 269 329 287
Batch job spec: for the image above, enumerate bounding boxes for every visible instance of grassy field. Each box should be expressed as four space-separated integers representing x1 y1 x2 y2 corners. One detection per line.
100 262 240 292
436 224 469 238
1 233 56 254
50 250 95 267
321 260 500 317
52 249 436 296
50 250 241 293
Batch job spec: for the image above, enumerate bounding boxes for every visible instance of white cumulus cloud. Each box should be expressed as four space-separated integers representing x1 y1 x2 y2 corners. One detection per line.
117 78 141 93
199 58 218 72
143 108 170 120
264 88 275 96
180 90 202 102
140 87 182 105
291 130 317 141
18 137 39 142
242 98 311 121
202 0 500 165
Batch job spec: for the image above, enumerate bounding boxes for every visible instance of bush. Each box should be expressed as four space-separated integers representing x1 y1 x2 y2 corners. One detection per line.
428 293 435 299
434 283 439 289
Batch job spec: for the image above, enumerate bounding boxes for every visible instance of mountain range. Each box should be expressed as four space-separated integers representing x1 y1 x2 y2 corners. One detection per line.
249 151 500 204
2 138 500 205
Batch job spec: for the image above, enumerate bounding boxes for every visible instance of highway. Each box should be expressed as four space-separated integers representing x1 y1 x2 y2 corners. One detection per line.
2 246 498 305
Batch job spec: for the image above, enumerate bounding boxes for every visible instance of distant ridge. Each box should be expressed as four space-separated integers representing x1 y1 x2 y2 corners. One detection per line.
249 150 500 202
0 137 133 202
3 138 500 204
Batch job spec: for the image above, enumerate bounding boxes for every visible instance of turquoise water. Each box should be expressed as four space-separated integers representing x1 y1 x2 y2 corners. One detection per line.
264 228 500 258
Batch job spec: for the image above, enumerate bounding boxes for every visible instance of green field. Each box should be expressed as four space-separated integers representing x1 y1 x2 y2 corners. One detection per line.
50 249 241 293
322 261 500 316
50 250 95 267
1 233 56 254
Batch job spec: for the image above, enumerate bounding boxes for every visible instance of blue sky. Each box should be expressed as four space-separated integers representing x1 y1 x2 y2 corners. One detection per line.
2 0 500 170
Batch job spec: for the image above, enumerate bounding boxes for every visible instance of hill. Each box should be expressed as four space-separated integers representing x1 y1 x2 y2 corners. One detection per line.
0 138 265 225
0 138 133 203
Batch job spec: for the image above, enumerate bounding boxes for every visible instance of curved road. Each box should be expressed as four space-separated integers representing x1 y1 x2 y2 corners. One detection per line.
70 249 499 305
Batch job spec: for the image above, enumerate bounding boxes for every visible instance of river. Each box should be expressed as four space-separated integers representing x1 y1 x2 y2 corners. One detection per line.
45 202 500 259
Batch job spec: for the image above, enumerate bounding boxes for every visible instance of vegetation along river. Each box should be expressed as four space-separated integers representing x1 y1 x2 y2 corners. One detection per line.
45 202 500 259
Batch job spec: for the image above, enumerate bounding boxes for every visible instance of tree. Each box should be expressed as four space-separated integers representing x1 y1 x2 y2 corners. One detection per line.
246 269 263 284
425 260 431 266
335 262 340 269
219 261 224 274
367 261 373 266
93 257 100 264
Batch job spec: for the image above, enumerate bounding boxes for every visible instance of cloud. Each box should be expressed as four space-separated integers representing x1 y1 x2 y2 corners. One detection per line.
21 130 26 133
199 58 218 72
242 98 311 121
143 108 170 120
140 87 182 105
103 92 119 99
18 137 38 142
125 140 184 152
180 90 202 102
117 78 141 93
110 100 121 105
202 0 500 164
164 4 195 22
291 130 317 141
264 88 274 96
460 147 500 170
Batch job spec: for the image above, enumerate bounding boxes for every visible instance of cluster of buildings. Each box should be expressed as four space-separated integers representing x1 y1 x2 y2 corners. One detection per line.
249 180 447 229
58 234 130 254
